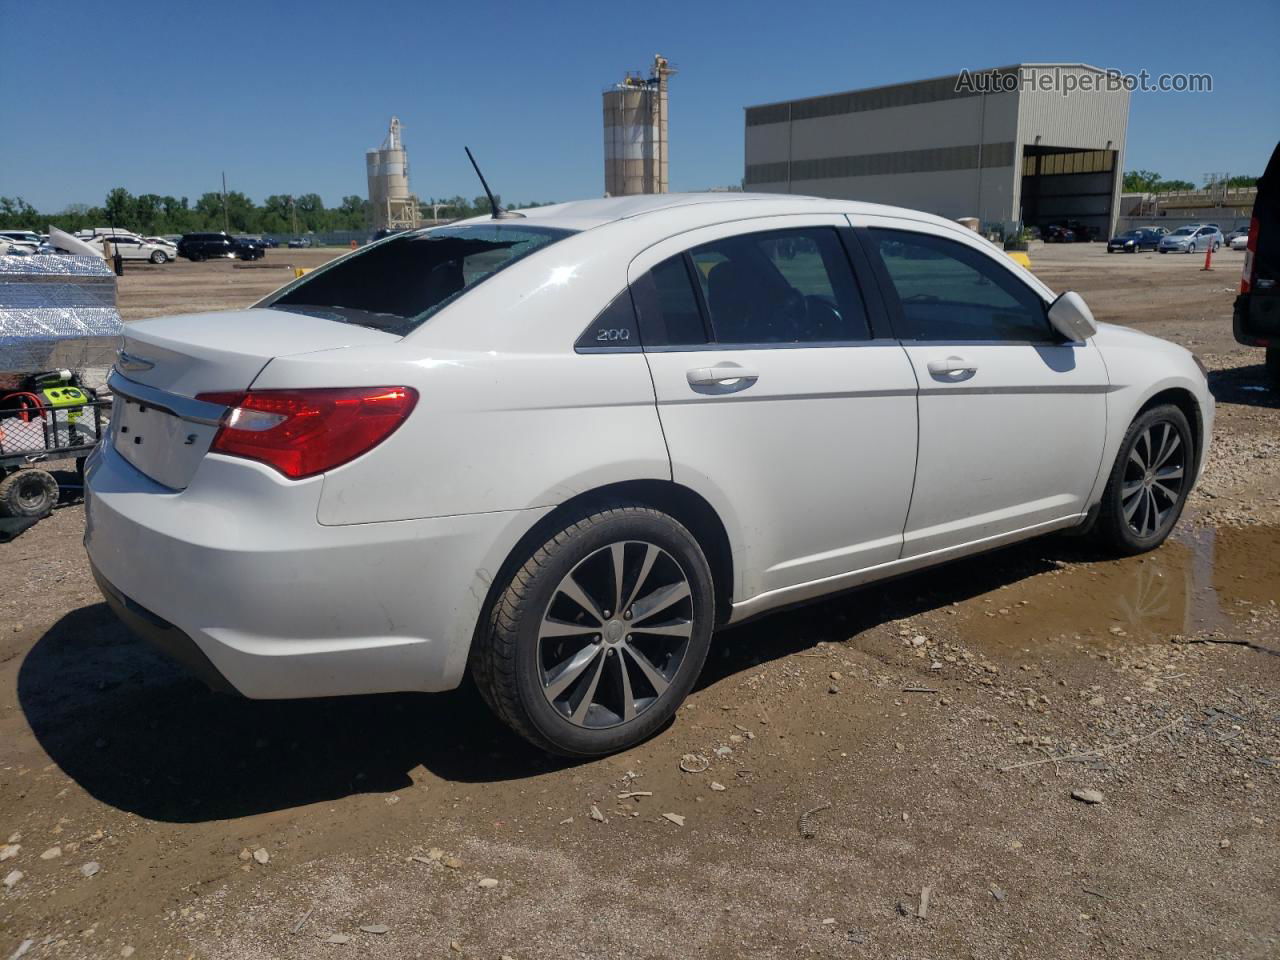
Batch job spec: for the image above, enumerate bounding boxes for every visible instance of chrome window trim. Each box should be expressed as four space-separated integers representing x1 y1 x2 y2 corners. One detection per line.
641 337 901 354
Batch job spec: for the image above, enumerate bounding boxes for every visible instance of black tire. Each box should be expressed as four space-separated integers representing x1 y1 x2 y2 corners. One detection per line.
471 502 715 757
0 468 59 518
190 251 204 262
1266 347 1280 388
1095 404 1194 556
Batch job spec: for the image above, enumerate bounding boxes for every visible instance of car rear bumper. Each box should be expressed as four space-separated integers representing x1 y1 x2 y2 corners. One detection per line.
92 563 240 695
84 438 546 699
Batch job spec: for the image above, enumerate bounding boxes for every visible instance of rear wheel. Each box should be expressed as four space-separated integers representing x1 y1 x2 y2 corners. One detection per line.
0 468 59 518
471 502 714 757
1095 405 1193 555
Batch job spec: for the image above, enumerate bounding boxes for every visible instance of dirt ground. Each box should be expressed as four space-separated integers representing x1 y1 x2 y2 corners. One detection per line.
2 242 1278 960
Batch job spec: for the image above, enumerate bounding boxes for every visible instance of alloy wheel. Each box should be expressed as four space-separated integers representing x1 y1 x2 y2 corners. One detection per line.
537 540 695 729
1121 420 1186 537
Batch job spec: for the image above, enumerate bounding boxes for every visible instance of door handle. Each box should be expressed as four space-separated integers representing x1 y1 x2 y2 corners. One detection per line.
926 356 978 379
687 365 760 386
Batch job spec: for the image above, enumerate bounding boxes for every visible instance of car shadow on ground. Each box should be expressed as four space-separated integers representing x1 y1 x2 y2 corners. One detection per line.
1208 363 1278 409
18 537 1096 824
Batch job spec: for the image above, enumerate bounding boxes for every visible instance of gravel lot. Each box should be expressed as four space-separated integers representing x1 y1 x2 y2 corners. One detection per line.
2 242 1277 960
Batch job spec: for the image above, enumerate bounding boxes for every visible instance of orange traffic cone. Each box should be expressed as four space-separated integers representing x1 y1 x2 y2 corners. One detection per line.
1201 244 1213 271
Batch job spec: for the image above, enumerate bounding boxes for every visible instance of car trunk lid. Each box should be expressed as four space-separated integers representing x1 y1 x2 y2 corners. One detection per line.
108 308 400 490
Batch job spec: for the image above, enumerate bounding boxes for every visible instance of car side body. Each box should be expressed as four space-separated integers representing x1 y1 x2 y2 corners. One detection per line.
1158 224 1223 253
84 194 1213 751
1107 228 1162 252
176 232 265 261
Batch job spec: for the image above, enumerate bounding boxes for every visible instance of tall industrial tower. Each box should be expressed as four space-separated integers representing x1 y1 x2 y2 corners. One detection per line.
603 55 676 196
366 117 421 230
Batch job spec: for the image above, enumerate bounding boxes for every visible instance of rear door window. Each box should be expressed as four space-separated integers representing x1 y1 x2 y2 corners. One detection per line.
632 255 710 347
634 227 871 348
689 228 870 344
264 224 573 335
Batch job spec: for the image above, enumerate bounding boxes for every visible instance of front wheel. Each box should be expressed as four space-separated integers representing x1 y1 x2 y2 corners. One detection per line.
150 250 168 264
1095 405 1193 556
471 502 715 757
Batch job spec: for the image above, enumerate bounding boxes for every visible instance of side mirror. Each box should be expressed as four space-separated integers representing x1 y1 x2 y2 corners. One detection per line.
1047 291 1097 342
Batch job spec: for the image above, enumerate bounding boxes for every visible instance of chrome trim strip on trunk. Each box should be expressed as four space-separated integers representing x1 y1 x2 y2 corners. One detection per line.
107 370 230 427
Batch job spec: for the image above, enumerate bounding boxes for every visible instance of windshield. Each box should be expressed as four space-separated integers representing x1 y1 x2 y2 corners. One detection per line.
1119 231 1139 238
264 224 573 335
1171 228 1195 236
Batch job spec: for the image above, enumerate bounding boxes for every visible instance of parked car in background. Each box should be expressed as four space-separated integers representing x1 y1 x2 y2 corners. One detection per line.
1230 233 1250 251
1107 228 1162 253
144 236 179 256
1225 226 1251 244
177 233 265 261
1044 225 1076 243
98 233 173 263
0 230 43 253
0 238 37 255
1063 220 1099 242
259 236 279 248
1158 225 1222 254
287 237 313 248
235 235 272 250
1233 141 1279 385
87 193 1214 757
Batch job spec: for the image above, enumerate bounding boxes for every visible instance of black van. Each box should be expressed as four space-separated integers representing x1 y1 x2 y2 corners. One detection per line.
1233 141 1280 385
176 233 265 262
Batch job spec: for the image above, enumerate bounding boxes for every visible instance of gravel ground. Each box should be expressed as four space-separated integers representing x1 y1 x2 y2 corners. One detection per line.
1 241 1277 960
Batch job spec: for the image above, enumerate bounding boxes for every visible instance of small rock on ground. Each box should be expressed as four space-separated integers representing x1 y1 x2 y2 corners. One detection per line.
1071 788 1105 805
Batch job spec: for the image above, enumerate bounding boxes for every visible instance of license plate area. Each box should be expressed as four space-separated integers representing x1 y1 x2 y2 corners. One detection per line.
113 397 218 490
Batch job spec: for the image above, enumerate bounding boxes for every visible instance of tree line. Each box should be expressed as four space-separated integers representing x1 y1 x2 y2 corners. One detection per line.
1123 171 1258 193
0 190 555 236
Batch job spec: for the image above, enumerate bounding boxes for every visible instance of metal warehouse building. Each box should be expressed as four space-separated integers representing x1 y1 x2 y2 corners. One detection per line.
745 64 1130 238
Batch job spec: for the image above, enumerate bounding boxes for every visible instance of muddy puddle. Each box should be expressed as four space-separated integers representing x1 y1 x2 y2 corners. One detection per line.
953 524 1280 651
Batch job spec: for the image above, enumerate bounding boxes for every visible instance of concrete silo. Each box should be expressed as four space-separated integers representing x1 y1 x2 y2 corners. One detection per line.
603 55 675 196
366 117 422 230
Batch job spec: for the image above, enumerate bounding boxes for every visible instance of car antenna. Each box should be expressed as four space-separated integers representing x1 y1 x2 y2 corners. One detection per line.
465 147 524 220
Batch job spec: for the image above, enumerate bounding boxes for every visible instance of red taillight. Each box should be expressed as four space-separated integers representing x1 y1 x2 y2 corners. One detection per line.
1241 215 1259 294
196 386 418 479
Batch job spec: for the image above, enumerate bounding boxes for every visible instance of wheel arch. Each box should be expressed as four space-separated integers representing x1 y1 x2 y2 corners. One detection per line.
1136 386 1204 474
475 480 736 653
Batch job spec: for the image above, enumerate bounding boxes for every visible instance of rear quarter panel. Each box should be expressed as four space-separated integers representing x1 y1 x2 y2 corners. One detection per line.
250 229 672 525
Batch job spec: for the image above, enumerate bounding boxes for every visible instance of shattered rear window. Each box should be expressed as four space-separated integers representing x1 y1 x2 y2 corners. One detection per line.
262 224 574 335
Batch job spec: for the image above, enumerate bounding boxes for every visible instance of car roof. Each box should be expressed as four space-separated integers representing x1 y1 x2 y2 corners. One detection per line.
452 192 967 234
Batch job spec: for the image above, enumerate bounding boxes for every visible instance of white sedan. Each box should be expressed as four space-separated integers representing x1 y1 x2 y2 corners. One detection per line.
99 234 173 263
85 194 1213 756
1230 233 1249 251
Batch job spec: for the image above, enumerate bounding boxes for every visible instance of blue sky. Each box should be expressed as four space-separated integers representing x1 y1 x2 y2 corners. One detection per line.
1 0 1276 211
